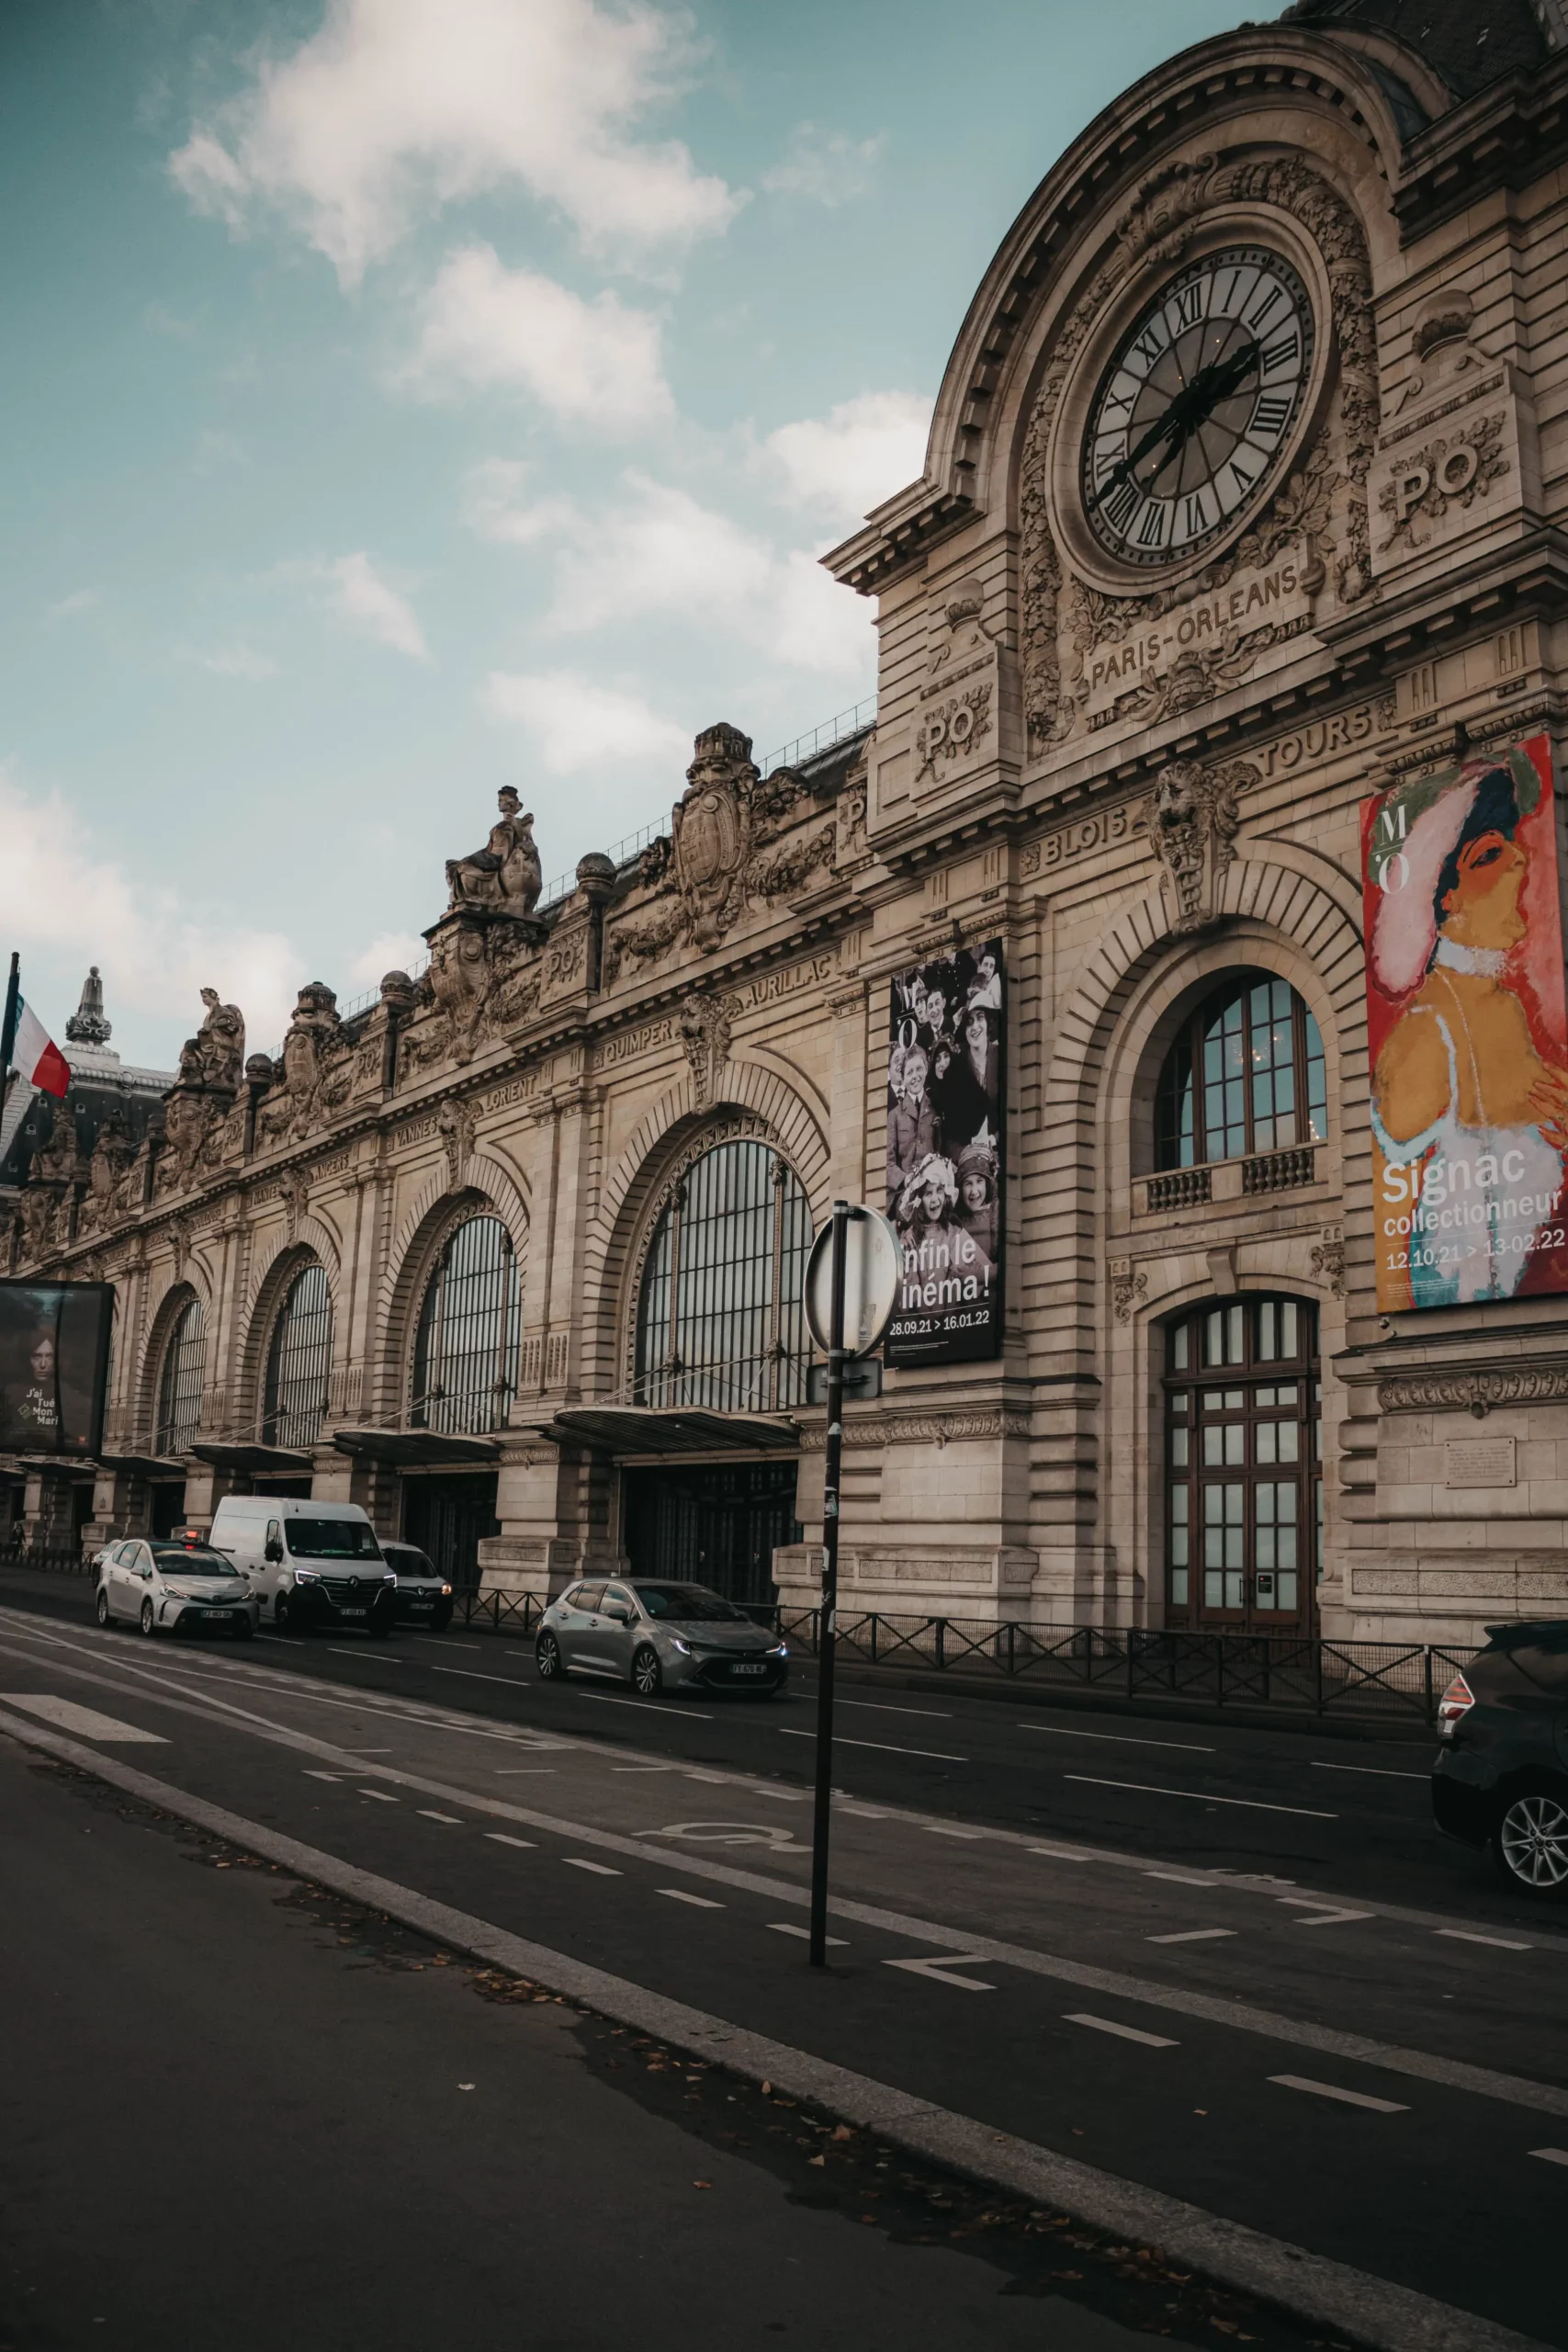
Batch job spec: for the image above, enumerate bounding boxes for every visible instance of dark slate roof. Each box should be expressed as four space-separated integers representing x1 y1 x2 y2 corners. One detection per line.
1280 0 1550 102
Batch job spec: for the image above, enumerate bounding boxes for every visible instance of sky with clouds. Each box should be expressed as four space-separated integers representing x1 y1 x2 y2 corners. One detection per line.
1 0 1245 1066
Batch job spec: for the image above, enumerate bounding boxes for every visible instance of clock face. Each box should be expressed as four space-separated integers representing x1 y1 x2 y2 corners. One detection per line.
1079 247 1314 570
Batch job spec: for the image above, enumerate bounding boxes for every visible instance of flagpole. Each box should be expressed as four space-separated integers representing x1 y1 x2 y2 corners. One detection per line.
0 953 17 1080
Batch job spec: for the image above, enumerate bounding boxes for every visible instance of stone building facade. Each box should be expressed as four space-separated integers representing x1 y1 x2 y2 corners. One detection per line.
8 0 1568 1645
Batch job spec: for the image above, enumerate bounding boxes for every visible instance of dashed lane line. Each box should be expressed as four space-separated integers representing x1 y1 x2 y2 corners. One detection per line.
1438 1928 1533 1952
1269 2076 1410 2115
1309 1762 1427 1782
573 1690 713 1721
1149 1929 1235 1945
417 1810 465 1824
777 1728 968 1763
1066 2014 1179 2049
837 1700 953 1720
562 1857 620 1876
359 1789 399 1803
1020 1724 1215 1753
1065 1774 1336 1820
485 1834 536 1850
659 1888 723 1908
0 1692 168 1744
1530 2148 1568 2166
767 1923 846 1946
0 1712 1539 2352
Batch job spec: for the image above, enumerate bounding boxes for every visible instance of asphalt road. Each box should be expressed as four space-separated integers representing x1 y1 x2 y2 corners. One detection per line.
1 1586 1565 2347
0 1569 1506 1918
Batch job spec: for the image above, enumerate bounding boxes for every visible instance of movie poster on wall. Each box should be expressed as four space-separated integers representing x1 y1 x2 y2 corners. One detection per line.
0 1280 113 1456
1361 732 1568 1311
885 939 1005 1366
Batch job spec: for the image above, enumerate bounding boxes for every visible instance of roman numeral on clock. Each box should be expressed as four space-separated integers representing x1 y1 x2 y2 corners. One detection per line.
1261 328 1300 377
1251 392 1292 439
1182 490 1211 538
1102 477 1141 535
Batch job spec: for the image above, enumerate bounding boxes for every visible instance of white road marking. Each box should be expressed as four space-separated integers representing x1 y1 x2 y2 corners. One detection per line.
756 1787 809 1801
1148 1928 1235 1945
411 1638 483 1650
1065 1775 1336 1819
838 1804 889 1817
303 1770 342 1782
0 1694 167 1744
358 1789 399 1803
886 1953 996 1991
612 1765 677 1773
1269 2075 1409 2114
575 1690 713 1720
924 1825 985 1839
563 1857 620 1875
1021 1724 1214 1753
1027 1844 1096 1861
1290 1910 1374 1928
767 1923 846 1946
1530 2147 1568 2166
777 1728 967 1763
417 1809 464 1824
425 1667 531 1688
1066 2013 1178 2048
1144 1871 1213 1884
485 1833 536 1850
683 1770 728 1783
1309 1761 1427 1781
1437 1928 1533 1951
493 1769 556 1775
659 1888 723 1908
838 1699 953 1720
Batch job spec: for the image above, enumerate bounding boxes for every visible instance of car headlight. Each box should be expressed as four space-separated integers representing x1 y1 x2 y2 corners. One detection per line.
441 1584 453 1596
382 1571 397 1585
293 1567 320 1583
768 1644 788 1657
671 1635 694 1655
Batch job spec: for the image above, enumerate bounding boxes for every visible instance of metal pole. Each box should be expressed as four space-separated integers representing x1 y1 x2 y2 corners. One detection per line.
0 953 19 1077
808 1197 849 1969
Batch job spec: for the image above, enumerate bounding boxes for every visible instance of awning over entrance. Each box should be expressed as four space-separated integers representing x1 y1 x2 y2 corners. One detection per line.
332 1428 502 1468
98 1453 186 1478
190 1442 315 1476
536 1408 798 1459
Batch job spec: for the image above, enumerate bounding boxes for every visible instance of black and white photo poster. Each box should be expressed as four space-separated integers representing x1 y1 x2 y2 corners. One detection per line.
885 939 1004 1366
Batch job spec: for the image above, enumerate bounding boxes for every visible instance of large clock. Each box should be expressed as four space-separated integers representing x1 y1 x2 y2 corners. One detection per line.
1079 247 1314 570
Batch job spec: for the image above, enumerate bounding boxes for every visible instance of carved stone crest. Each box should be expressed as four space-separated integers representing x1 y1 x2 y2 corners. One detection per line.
676 993 741 1110
437 1097 477 1188
672 722 758 951
1143 759 1255 934
916 685 993 782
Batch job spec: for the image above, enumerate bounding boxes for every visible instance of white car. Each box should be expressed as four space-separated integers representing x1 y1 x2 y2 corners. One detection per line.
96 1536 260 1640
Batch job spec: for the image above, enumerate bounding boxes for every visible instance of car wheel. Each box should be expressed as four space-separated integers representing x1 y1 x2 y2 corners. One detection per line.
274 1591 289 1631
139 1599 156 1638
96 1587 111 1629
535 1631 563 1681
1493 1787 1568 1895
631 1644 662 1698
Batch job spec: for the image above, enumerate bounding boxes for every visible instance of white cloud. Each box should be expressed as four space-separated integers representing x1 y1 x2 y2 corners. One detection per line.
345 931 427 989
412 245 671 433
321 551 430 660
502 472 872 678
462 458 580 545
483 670 689 775
762 123 884 208
0 767 304 1052
766 390 931 525
169 0 739 284
185 642 279 680
45 588 100 623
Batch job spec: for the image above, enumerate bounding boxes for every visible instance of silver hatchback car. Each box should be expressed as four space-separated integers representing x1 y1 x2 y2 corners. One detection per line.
535 1578 788 1698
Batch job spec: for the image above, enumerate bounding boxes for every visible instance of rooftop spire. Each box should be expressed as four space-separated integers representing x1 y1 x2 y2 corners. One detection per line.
64 964 111 1046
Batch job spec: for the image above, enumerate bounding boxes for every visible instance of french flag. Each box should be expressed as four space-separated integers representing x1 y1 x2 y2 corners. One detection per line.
11 996 71 1098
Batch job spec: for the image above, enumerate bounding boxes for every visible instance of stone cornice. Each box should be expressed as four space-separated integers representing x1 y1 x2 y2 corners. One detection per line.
798 1407 1031 1451
1324 528 1568 685
1392 54 1568 243
1377 1363 1568 1418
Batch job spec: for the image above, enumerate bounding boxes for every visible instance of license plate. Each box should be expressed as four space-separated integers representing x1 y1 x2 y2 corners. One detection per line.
731 1663 767 1676
410 1601 433 1612
339 1607 367 1618
200 1608 231 1620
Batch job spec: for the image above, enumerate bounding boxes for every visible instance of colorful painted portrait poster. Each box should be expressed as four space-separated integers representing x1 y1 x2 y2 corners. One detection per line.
885 939 1005 1366
1361 733 1568 1311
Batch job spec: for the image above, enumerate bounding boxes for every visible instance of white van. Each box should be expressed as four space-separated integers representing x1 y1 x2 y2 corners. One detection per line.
208 1497 396 1636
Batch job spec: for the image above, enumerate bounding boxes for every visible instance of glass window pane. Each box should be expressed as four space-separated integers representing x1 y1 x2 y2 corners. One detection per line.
634 1143 812 1412
155 1297 206 1453
1170 1566 1190 1605
1170 1426 1190 1467
412 1216 522 1435
264 1262 333 1449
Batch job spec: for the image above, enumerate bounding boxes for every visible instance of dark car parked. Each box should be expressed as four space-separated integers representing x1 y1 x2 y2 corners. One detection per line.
379 1541 454 1631
1432 1621 1568 1894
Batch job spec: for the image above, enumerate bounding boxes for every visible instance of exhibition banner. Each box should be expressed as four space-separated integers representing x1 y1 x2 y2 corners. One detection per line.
885 938 1004 1366
0 1280 112 1456
1362 733 1568 1309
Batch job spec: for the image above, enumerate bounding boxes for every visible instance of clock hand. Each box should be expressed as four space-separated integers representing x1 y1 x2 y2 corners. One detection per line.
1087 336 1263 516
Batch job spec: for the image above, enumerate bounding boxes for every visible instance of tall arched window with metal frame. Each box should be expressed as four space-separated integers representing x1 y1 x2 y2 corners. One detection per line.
634 1138 812 1413
411 1216 522 1436
153 1295 206 1455
263 1262 334 1449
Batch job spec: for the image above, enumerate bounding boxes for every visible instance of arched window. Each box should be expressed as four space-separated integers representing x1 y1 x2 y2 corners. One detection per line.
635 1139 812 1413
1163 1295 1322 1632
263 1262 333 1449
412 1216 521 1435
1156 976 1326 1170
154 1295 206 1455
